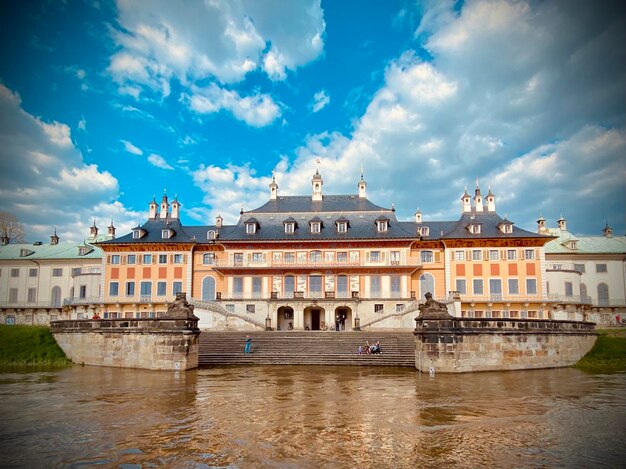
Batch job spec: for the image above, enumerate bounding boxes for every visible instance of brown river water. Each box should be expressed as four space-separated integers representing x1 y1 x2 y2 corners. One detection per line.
0 365 624 468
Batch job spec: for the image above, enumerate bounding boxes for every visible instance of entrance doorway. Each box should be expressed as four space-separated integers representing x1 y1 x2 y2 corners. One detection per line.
304 306 325 331
277 306 294 331
335 307 352 331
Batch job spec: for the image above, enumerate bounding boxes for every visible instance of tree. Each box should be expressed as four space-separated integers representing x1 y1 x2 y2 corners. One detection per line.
0 211 25 243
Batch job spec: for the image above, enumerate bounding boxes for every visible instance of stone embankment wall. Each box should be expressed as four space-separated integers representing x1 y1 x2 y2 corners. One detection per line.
51 318 200 371
414 318 596 373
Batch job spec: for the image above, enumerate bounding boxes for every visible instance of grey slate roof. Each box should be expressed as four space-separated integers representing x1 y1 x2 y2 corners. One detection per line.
97 218 198 244
440 212 549 239
249 195 387 213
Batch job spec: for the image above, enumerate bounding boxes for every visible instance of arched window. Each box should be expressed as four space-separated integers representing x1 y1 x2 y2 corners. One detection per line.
202 276 216 301
203 253 215 265
51 286 62 307
419 273 435 299
597 283 609 306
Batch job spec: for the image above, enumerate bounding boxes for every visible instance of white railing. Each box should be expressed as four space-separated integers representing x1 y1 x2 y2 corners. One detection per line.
207 259 422 269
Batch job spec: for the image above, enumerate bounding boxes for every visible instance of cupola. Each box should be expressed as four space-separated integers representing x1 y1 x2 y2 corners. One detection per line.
312 170 323 201
486 187 496 212
557 215 567 231
602 222 613 238
473 182 483 212
461 187 471 213
50 229 59 245
358 170 367 198
170 196 181 219
149 196 158 219
269 174 278 200
537 215 547 234
415 208 422 223
159 192 169 219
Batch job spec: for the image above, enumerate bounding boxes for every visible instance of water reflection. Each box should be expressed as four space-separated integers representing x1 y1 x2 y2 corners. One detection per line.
0 365 624 468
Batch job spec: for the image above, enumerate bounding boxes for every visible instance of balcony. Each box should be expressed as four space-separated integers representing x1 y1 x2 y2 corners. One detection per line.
220 290 416 301
0 301 61 309
458 294 594 305
545 262 581 272
70 268 102 277
63 296 101 306
209 258 422 270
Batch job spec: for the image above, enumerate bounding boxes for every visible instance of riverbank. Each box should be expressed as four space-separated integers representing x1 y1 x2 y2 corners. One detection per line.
0 324 69 367
574 328 626 373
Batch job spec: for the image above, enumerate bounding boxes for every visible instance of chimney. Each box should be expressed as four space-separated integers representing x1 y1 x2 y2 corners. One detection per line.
149 196 158 219
171 196 181 219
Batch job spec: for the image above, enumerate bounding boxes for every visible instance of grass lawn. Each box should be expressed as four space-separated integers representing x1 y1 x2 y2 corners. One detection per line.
574 329 626 373
0 324 69 367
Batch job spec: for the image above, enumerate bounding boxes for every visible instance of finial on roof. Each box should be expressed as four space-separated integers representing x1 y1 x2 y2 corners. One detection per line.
476 177 479 188
360 164 364 180
240 207 244 215
391 203 395 212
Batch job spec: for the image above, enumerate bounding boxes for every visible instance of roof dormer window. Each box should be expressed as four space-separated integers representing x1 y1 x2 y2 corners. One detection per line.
285 222 295 234
310 222 321 234
337 221 347 233
498 220 514 234
161 229 174 239
377 220 388 232
207 230 217 240
19 249 34 257
78 245 93 256
132 227 146 239
245 218 258 235
420 226 430 237
468 223 481 234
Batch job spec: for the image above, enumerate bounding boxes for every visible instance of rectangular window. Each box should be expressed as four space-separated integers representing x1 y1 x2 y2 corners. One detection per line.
52 268 63 277
284 276 295 297
140 281 152 296
526 279 537 295
472 250 482 261
172 281 182 295
370 276 381 297
251 252 264 264
489 250 499 261
27 288 36 303
9 288 18 303
391 276 401 297
390 251 400 264
596 264 607 273
29 268 37 277
565 281 573 297
233 277 244 297
574 264 585 273
127 254 136 265
111 255 120 265
285 223 294 234
246 304 255 314
336 276 348 296
246 224 256 234
284 252 295 264
374 304 384 313
455 250 465 261
370 251 381 262
79 285 87 299
524 249 535 260
109 282 119 296
143 254 152 264
173 254 183 264
473 279 484 295
157 281 167 296
159 254 167 264
309 275 323 295
396 304 404 312
455 279 467 294
489 279 502 298
337 222 347 233
337 252 348 263
311 222 321 233
420 251 434 263
126 282 135 296
507 249 517 260
203 253 215 265
508 279 519 295
252 277 262 297
234 253 244 266
10 268 19 277
226 304 235 313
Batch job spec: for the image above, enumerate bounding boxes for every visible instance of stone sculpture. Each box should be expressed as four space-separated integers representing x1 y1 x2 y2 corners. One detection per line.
165 292 198 319
417 292 452 319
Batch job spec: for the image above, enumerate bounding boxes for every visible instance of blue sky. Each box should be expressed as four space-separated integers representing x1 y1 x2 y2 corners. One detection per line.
0 0 624 243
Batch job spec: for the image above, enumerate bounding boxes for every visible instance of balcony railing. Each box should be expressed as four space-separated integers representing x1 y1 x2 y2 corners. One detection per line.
458 294 594 305
0 301 62 309
63 296 101 306
209 259 422 269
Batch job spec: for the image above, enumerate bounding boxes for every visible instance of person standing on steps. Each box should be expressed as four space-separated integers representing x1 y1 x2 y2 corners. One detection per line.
244 335 252 353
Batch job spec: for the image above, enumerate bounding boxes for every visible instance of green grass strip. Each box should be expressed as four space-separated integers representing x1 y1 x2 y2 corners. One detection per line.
0 324 69 367
574 329 626 373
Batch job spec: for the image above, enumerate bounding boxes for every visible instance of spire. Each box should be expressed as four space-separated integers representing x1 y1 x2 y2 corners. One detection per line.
474 179 483 212
149 195 158 218
216 214 223 228
107 219 116 238
159 189 169 219
90 219 99 237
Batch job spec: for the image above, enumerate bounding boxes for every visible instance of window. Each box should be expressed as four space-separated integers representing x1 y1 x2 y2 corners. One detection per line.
456 279 467 294
374 304 384 313
27 288 36 303
396 304 404 312
143 254 152 264
337 252 347 263
111 255 120 265
370 251 381 263
309 275 323 296
390 251 400 264
29 268 37 277
161 229 172 239
420 226 429 236
225 304 235 313
598 283 609 306
472 250 482 261
574 264 585 273
79 285 87 299
252 277 262 297
250 252 263 264
391 276 401 297
109 282 119 296
234 253 243 266
580 283 587 299
52 268 63 277
596 264 607 273
370 275 381 297
246 304 255 314
565 281 573 297
420 273 435 298
337 221 347 233
246 223 256 234
310 222 321 233
489 250 499 261
524 249 535 260
233 277 244 297
203 253 216 265
127 254 136 265
506 249 517 260
377 220 388 232
140 281 152 296
284 223 295 234
526 279 537 295
310 251 322 263
337 275 348 297
9 288 18 303
133 230 141 239
489 279 502 299
284 276 295 297
455 251 465 261
201 275 215 301
10 268 19 277
420 251 434 263
159 254 168 264
173 254 183 264
207 230 217 240
51 286 61 307
473 279 483 295
468 224 481 234
508 279 519 295
157 281 167 296
126 282 135 296
173 282 182 295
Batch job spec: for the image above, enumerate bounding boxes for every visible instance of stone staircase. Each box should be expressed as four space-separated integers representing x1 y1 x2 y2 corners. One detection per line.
198 331 416 367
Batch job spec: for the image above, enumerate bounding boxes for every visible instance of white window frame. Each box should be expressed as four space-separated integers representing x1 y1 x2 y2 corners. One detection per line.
472 250 482 261
285 223 295 234
246 223 256 235
455 279 467 294
507 249 517 260
310 222 321 233
377 220 388 232
337 221 347 233
455 251 465 261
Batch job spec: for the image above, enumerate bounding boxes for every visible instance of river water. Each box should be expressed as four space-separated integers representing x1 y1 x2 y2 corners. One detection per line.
0 365 624 468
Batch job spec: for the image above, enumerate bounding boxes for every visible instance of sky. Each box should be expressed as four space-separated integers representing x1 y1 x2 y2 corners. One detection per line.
0 0 624 244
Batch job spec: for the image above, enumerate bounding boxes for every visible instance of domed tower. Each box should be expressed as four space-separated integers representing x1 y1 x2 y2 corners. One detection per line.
461 187 471 213
486 187 496 212
269 173 278 200
149 196 158 219
171 196 181 219
358 169 367 198
474 181 483 212
312 169 323 201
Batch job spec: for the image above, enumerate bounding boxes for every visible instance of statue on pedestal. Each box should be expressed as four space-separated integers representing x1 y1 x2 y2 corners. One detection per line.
165 292 198 319
417 292 452 319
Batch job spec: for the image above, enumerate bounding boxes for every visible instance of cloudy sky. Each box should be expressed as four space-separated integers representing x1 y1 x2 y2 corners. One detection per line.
0 0 624 243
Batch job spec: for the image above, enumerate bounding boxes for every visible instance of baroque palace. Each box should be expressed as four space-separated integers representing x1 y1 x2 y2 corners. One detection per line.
1 171 624 328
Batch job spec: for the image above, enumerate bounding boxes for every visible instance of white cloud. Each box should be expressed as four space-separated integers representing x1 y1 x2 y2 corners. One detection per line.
78 117 87 131
121 139 143 155
311 89 330 112
147 153 174 170
0 83 140 243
